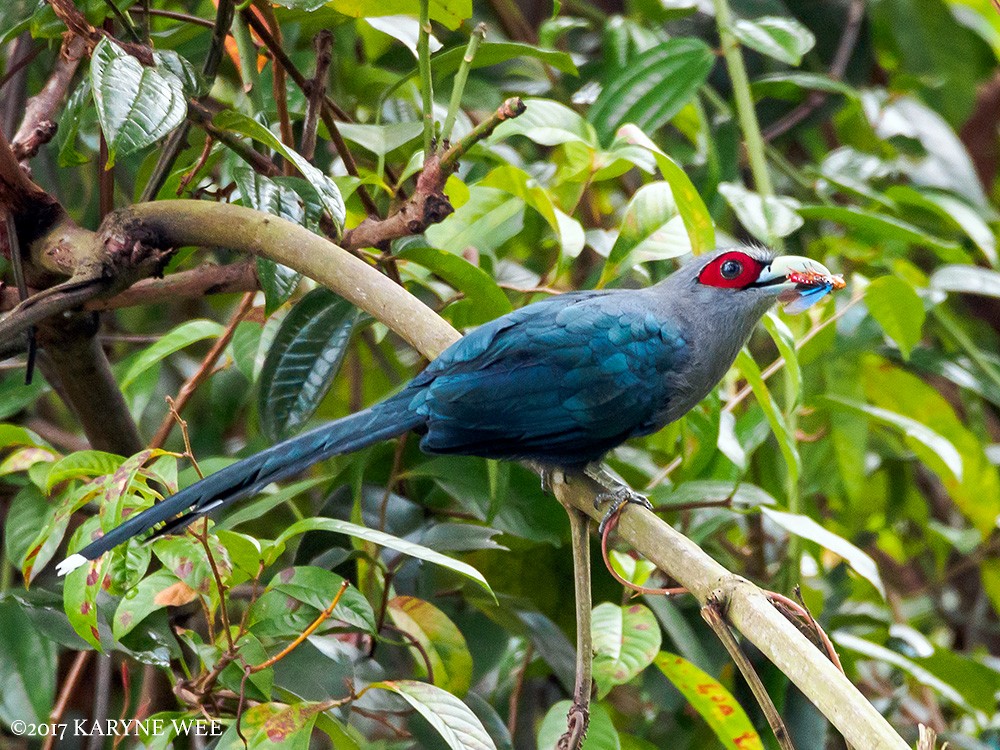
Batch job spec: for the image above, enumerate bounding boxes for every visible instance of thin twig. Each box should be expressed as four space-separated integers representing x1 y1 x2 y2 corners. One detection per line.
441 23 486 145
249 581 350 672
557 505 592 750
507 642 533 740
702 598 796 750
417 0 434 156
300 31 333 161
238 9 381 215
197 517 235 651
253 1 295 173
41 651 91 750
149 293 255 449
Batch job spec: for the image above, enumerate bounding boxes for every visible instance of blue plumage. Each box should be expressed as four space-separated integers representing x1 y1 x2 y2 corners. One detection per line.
57 246 843 574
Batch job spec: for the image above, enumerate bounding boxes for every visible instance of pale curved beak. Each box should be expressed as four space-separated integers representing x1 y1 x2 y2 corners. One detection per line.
750 255 845 313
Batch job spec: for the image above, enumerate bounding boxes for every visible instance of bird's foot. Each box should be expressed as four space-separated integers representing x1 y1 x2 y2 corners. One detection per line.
584 462 652 536
595 486 652 536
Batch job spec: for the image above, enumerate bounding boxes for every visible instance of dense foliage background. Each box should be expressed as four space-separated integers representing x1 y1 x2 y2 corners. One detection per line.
2 0 1000 747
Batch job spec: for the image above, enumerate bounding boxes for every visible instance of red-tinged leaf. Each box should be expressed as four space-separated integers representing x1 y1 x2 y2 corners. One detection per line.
22 482 101 583
654 652 764 750
63 518 111 650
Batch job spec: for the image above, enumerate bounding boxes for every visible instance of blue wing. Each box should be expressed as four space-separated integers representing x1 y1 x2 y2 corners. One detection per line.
406 291 688 466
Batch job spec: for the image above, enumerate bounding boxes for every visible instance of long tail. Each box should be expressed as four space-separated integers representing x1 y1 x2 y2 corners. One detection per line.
56 395 423 576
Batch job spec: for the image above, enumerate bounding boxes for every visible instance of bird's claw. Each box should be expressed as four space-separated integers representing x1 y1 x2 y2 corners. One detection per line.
595 487 652 536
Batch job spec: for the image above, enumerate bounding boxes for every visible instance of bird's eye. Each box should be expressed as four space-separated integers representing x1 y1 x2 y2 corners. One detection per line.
720 259 743 279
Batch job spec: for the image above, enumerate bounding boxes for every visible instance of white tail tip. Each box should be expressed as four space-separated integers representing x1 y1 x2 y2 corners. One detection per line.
55 554 88 577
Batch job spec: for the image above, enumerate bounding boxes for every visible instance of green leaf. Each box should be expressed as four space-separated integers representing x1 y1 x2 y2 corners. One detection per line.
865 276 925 359
0 598 57 726
431 41 577 76
268 566 376 633
398 243 513 326
46 450 124 491
491 99 598 147
388 596 474 695
649 480 777 509
233 166 304 311
613 125 715 255
215 701 326 750
214 110 345 233
796 205 962 255
479 165 585 258
603 182 689 282
731 16 816 65
424 186 525 257
930 264 1000 297
337 121 424 157
654 652 764 750
589 38 715 144
719 182 803 245
113 569 186 640
274 518 494 596
762 312 801 408
859 360 1000 534
834 633 977 713
90 38 187 166
56 79 95 167
119 319 225 390
761 507 885 596
821 395 963 482
258 288 358 441
325 0 471 30
591 603 662 698
63 520 111 650
98 449 174 531
369 680 497 750
735 350 800 482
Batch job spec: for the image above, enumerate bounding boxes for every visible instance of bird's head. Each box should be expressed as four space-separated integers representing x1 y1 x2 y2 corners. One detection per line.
689 245 844 316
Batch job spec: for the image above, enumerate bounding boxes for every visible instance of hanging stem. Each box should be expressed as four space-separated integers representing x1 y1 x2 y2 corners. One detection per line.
417 0 434 156
441 22 486 145
711 0 782 252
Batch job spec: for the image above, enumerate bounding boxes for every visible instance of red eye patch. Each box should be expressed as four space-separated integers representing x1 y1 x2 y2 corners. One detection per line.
697 251 765 289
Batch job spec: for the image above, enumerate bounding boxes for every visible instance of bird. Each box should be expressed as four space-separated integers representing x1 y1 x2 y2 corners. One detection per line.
56 246 843 576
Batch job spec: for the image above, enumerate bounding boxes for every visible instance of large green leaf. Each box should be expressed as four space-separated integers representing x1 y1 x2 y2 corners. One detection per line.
537 701 619 750
602 182 689 283
736 350 801 482
274 518 493 595
0 598 57 726
865 276 925 359
119 319 225 390
591 603 662 697
257 288 359 441
613 125 715 255
719 182 803 245
821 394 963 483
431 41 577 76
233 166 304 312
930 264 1000 297
491 99 598 147
796 205 962 255
761 508 885 596
369 680 497 750
731 16 816 65
588 38 715 143
397 243 512 326
90 38 188 166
